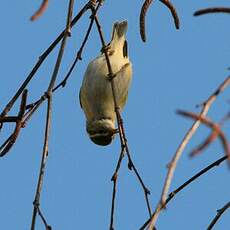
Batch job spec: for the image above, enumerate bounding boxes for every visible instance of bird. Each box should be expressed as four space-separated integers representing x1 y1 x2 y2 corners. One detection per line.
79 20 132 146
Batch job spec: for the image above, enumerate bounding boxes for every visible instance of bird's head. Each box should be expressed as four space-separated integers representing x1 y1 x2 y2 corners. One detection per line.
86 119 117 146
107 20 129 58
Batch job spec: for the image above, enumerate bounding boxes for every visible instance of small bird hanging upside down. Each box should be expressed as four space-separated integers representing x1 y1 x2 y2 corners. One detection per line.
79 20 132 146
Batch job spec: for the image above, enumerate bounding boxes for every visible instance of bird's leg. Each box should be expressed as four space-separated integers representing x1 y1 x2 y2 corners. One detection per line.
107 73 116 81
107 63 130 81
100 44 110 54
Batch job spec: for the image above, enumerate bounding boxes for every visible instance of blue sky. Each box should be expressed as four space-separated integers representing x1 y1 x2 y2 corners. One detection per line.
0 0 230 229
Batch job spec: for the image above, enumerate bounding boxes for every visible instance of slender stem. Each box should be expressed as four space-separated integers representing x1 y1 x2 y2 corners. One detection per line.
94 13 151 229
177 111 230 160
0 2 90 118
31 0 49 21
30 1 75 229
31 97 52 230
207 201 230 230
47 0 74 93
53 1 102 92
110 147 125 230
167 155 227 204
145 76 230 230
139 155 228 230
0 90 28 157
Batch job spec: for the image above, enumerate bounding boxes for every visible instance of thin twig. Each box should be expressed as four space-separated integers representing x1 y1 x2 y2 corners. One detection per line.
110 146 125 230
194 7 230 17
94 13 151 229
0 90 28 157
139 155 227 230
31 0 49 21
31 1 75 229
207 201 230 230
0 2 91 119
22 96 46 126
142 76 230 230
31 97 52 230
53 1 102 92
177 111 230 160
37 207 51 230
167 155 227 204
190 131 218 157
189 109 230 157
0 1 94 158
0 116 18 123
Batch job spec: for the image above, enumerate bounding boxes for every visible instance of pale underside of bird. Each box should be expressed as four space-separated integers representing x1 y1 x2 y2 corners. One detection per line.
79 20 132 146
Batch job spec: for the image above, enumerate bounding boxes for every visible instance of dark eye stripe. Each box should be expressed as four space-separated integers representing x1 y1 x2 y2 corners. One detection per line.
123 40 128 58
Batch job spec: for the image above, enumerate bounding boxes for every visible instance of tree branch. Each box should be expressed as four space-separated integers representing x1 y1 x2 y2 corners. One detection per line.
140 76 230 230
94 13 151 229
31 1 75 229
207 201 230 230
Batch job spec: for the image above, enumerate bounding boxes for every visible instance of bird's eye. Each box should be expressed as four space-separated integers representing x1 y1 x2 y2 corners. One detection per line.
123 40 128 58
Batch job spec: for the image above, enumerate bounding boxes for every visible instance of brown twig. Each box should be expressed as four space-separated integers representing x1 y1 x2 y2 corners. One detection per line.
139 0 179 42
37 206 51 230
190 131 218 156
31 0 49 21
0 90 28 157
177 111 230 159
207 201 230 230
0 116 18 123
0 1 94 159
94 13 151 230
110 146 125 230
167 155 228 205
52 1 102 92
141 76 230 230
139 155 227 230
31 1 75 229
194 7 230 17
189 112 230 157
0 2 91 119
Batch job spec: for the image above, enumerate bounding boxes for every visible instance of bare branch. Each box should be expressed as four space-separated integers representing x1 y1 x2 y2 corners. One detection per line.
140 155 227 230
140 76 230 230
166 155 228 204
110 146 125 230
94 13 151 229
177 110 230 161
207 201 230 230
31 0 75 229
31 0 49 21
189 111 230 157
0 90 28 157
0 2 91 119
190 131 218 156
53 1 102 92
194 7 230 17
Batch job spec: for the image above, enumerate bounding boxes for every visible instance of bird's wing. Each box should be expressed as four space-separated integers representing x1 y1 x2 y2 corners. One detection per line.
114 62 132 110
